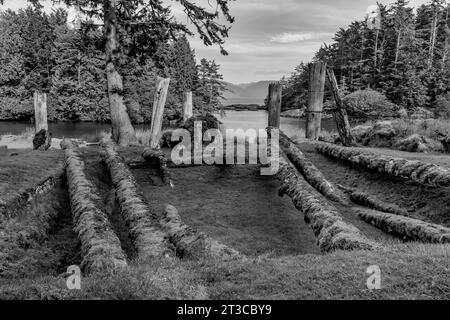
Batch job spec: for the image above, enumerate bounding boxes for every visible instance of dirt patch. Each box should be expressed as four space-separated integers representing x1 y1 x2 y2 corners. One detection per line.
131 164 321 257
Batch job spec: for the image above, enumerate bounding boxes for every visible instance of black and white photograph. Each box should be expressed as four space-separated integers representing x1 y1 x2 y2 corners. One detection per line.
0 0 449 305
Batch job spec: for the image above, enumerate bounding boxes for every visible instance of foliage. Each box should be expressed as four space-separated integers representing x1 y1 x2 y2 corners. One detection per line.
343 89 399 121
0 3 229 123
282 0 450 116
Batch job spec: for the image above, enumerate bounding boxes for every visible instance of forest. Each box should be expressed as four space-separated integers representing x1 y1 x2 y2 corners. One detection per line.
282 0 450 121
0 3 226 123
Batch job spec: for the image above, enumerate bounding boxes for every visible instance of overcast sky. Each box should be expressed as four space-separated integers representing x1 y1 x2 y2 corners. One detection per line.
2 0 432 84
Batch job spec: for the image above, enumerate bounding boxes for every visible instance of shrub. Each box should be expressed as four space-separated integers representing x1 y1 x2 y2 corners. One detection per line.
181 113 221 137
343 89 399 121
435 93 450 119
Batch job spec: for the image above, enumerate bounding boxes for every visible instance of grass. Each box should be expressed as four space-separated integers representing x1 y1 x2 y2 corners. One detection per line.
0 243 448 300
390 118 450 140
1 147 449 300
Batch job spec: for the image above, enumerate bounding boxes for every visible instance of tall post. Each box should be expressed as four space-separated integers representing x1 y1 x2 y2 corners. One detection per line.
326 68 355 146
182 91 193 123
306 62 326 140
33 91 52 150
150 77 170 149
267 82 282 128
34 91 48 132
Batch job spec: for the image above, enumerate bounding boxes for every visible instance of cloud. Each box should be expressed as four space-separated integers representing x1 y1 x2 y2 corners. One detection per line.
270 32 332 43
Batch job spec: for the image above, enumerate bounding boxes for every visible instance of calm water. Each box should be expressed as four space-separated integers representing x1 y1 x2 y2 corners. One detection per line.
0 110 336 139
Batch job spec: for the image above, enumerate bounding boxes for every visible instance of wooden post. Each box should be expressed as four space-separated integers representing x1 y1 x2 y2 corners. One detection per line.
34 91 48 132
326 68 355 146
267 83 282 128
182 91 193 123
150 77 170 149
306 62 326 140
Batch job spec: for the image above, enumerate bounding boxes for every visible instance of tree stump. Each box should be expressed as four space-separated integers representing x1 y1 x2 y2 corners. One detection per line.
33 129 52 151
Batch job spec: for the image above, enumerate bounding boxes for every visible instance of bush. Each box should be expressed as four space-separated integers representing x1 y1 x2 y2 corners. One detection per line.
435 93 450 119
181 113 221 137
343 89 399 121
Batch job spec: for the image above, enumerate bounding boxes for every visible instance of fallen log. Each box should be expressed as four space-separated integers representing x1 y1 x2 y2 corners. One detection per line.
161 205 241 260
101 141 174 261
350 191 410 216
278 131 347 204
0 170 63 219
316 142 450 188
358 209 450 244
62 139 127 273
142 148 173 187
276 152 377 252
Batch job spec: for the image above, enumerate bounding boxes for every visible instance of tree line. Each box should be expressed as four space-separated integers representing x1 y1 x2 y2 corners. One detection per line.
0 2 228 125
282 0 450 118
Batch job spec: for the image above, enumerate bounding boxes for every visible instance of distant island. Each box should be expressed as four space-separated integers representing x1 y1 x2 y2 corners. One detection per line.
221 80 275 106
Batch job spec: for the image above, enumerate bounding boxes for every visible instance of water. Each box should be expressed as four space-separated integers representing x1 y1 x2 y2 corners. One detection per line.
217 110 337 139
0 111 337 140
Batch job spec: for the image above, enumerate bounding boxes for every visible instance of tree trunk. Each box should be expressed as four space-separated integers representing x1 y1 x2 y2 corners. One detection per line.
182 91 193 123
104 0 136 146
326 68 355 147
428 7 439 69
306 62 326 140
394 30 401 68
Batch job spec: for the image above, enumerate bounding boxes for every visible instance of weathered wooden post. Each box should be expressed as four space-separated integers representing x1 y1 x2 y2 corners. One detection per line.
306 62 327 140
267 82 282 128
150 77 170 149
33 91 52 150
34 91 48 132
182 91 193 123
326 68 355 146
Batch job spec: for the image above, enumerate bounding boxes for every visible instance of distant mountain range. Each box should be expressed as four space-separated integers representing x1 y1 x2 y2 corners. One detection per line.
222 81 275 106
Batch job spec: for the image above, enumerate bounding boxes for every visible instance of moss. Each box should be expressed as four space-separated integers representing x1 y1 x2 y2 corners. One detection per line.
102 141 174 261
62 141 128 273
316 142 450 188
358 209 450 243
276 153 377 252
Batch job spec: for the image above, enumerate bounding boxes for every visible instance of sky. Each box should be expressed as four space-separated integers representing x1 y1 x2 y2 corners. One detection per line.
1 0 433 84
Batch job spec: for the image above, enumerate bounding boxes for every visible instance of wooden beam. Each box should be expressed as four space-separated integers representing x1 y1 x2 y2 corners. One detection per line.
150 77 170 149
305 62 326 140
267 82 282 128
326 68 355 146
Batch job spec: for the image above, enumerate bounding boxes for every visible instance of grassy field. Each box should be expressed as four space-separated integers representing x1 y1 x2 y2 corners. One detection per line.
0 146 449 300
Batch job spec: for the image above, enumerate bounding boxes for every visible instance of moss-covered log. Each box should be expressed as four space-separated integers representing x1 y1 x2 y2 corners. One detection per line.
62 140 127 273
0 171 62 219
142 148 173 187
358 209 450 243
316 143 450 188
101 141 174 261
276 153 377 252
350 191 409 216
279 131 347 203
161 205 241 260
